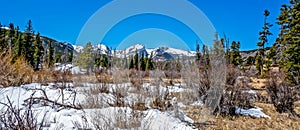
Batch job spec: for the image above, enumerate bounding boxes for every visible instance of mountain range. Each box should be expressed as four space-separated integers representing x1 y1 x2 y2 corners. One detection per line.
73 43 196 61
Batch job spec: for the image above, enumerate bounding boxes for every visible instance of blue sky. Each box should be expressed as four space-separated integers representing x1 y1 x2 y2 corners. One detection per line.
0 0 288 50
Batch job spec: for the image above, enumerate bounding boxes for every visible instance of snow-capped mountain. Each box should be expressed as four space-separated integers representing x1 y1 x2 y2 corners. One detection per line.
73 44 111 55
73 43 195 61
149 46 194 61
0 26 10 30
115 44 148 57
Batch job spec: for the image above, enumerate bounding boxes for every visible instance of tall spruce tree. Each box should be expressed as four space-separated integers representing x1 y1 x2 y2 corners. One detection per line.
256 10 273 76
134 49 139 70
7 23 15 54
140 53 146 71
24 20 35 67
129 57 134 69
12 26 22 61
146 52 154 71
47 40 55 68
33 32 43 70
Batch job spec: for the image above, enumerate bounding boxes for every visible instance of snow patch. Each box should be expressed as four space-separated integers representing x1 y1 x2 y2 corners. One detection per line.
235 107 271 119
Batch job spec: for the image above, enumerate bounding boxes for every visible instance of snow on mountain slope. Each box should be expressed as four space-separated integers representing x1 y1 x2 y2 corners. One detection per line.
73 43 195 60
72 45 84 53
0 26 10 30
124 43 148 56
73 44 111 55
164 47 194 57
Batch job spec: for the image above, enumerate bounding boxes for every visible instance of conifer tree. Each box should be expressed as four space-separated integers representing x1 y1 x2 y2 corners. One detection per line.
256 10 273 76
7 23 15 54
146 52 154 71
129 57 134 69
77 42 94 73
12 26 22 61
33 32 43 70
230 41 242 66
277 0 300 85
140 53 146 71
47 40 54 68
199 44 211 70
195 40 201 62
0 23 7 50
24 20 35 67
134 49 139 70
223 34 231 65
68 52 73 62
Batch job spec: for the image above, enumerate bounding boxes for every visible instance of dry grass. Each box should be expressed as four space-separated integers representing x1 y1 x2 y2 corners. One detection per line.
249 77 268 90
183 101 300 129
181 73 300 129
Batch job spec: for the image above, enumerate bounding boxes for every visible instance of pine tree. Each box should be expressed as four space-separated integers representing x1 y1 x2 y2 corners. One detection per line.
0 23 7 50
146 52 154 71
201 44 210 69
47 40 54 68
7 23 15 54
265 45 277 71
77 42 94 73
12 26 22 61
223 34 231 65
256 10 273 76
140 53 146 71
195 40 201 62
101 54 109 67
68 52 73 62
129 57 134 69
277 0 300 85
33 32 43 70
230 41 242 66
134 49 139 70
24 20 35 67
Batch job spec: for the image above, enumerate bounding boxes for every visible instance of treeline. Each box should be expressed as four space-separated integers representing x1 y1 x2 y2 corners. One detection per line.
0 20 72 71
76 42 156 74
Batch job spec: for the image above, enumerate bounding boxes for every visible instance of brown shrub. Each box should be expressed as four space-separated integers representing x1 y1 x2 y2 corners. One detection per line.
0 53 33 87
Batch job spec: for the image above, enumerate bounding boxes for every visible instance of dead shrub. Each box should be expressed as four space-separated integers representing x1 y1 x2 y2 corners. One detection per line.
108 85 129 107
0 53 33 87
266 71 299 117
33 66 55 83
80 83 111 109
111 68 130 83
52 70 72 83
0 96 47 129
216 65 255 116
95 68 112 83
226 64 240 86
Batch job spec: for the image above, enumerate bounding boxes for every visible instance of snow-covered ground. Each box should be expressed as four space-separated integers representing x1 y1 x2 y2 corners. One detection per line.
0 79 271 129
0 83 197 129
